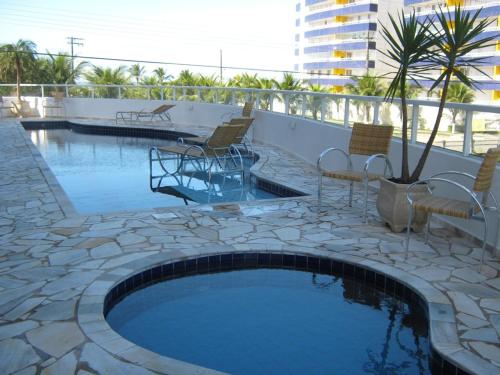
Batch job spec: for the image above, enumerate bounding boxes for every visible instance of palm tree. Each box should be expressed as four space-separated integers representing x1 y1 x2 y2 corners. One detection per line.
153 67 173 85
129 63 145 85
46 52 87 84
410 6 496 181
84 65 130 98
256 77 275 110
446 82 475 129
272 73 303 114
345 74 386 123
307 83 328 120
0 39 37 101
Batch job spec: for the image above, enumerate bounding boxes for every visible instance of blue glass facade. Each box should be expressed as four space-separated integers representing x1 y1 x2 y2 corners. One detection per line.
305 4 378 22
414 5 500 22
306 77 355 86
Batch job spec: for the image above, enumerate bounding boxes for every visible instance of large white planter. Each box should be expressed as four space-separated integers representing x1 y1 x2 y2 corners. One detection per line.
376 178 429 233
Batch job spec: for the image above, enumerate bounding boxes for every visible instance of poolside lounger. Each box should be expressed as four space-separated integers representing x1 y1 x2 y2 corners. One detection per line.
116 104 175 124
183 117 254 145
221 101 254 122
42 92 66 118
317 122 394 222
150 124 247 183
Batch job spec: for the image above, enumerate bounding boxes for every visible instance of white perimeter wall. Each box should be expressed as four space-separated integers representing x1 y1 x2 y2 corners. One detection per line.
55 98 500 253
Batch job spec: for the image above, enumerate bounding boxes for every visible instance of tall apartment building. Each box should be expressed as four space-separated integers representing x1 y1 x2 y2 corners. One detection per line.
294 0 402 93
405 0 500 103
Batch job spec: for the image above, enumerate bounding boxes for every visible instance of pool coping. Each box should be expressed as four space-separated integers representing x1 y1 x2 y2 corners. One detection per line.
78 248 498 375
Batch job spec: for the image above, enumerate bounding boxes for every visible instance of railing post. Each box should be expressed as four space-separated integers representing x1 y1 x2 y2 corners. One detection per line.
65 84 69 97
302 94 306 117
197 88 201 102
182 87 186 98
373 101 380 125
148 88 151 100
173 87 177 101
118 86 121 99
343 98 350 128
320 97 325 123
215 88 219 103
410 104 419 144
463 109 473 156
41 85 45 99
160 86 164 101
270 93 274 112
255 92 260 110
284 94 290 115
231 90 235 106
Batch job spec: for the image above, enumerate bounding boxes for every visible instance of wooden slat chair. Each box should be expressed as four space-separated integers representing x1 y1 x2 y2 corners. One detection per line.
317 123 394 222
182 117 254 145
406 147 500 266
150 124 246 182
42 92 66 118
116 104 175 124
221 101 254 122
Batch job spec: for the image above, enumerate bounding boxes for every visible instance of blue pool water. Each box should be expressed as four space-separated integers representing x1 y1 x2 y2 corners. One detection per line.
106 269 431 375
27 128 280 213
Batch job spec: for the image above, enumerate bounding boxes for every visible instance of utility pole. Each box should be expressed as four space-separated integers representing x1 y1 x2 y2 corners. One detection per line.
219 49 223 86
66 36 84 73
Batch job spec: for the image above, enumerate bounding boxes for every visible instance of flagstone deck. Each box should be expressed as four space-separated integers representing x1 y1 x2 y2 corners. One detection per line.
0 118 499 374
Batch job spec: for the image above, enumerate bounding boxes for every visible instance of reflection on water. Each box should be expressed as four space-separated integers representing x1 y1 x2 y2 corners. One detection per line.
107 269 431 375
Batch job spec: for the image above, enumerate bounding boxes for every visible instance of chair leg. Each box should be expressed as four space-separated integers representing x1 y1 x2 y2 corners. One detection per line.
318 175 323 210
349 182 354 207
405 204 413 258
363 178 368 223
480 213 488 269
425 213 432 244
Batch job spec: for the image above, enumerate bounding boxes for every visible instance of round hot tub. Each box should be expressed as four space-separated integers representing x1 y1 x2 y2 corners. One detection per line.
104 253 435 375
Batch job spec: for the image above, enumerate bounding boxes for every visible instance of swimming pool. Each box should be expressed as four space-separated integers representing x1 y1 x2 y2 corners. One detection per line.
25 122 301 213
106 259 432 375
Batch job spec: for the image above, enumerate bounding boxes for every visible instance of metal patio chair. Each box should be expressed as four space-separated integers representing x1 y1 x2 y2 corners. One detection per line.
406 147 500 266
42 92 66 118
317 123 394 222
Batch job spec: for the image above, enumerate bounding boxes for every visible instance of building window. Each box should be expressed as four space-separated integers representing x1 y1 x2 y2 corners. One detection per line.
296 2 301 12
295 34 300 42
295 48 300 56
296 18 300 27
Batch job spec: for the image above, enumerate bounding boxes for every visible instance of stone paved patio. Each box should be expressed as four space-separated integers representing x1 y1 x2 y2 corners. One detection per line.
0 118 499 374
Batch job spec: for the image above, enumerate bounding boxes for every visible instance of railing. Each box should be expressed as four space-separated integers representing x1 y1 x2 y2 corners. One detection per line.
1 83 499 157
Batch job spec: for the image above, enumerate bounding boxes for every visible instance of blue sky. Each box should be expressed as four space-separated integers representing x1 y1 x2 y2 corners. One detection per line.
0 0 296 79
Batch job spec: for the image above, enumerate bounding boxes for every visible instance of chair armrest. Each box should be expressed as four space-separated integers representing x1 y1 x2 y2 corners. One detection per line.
177 138 185 145
317 148 352 172
363 154 393 178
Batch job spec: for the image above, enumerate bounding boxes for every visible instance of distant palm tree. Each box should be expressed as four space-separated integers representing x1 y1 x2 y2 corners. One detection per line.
345 74 386 123
46 52 87 84
307 83 328 120
256 77 274 110
153 67 173 85
0 39 37 101
446 82 474 126
129 63 145 85
84 65 130 98
272 73 304 114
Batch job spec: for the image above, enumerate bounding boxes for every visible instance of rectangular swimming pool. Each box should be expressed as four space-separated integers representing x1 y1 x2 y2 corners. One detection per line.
26 125 301 214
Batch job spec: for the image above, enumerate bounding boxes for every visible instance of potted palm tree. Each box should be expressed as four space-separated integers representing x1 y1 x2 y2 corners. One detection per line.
376 7 497 232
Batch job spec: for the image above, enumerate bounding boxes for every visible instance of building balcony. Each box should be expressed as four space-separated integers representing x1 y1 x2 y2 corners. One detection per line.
412 3 500 21
304 2 378 23
304 59 375 69
304 22 377 39
303 41 376 54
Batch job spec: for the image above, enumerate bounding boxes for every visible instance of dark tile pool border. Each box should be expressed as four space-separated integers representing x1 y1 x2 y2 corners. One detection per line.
100 252 468 375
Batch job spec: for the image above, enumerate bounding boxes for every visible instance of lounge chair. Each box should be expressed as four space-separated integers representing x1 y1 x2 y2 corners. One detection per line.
406 147 500 266
182 117 254 145
150 124 246 182
116 104 175 124
317 122 394 222
42 92 66 118
0 96 13 118
221 101 254 122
